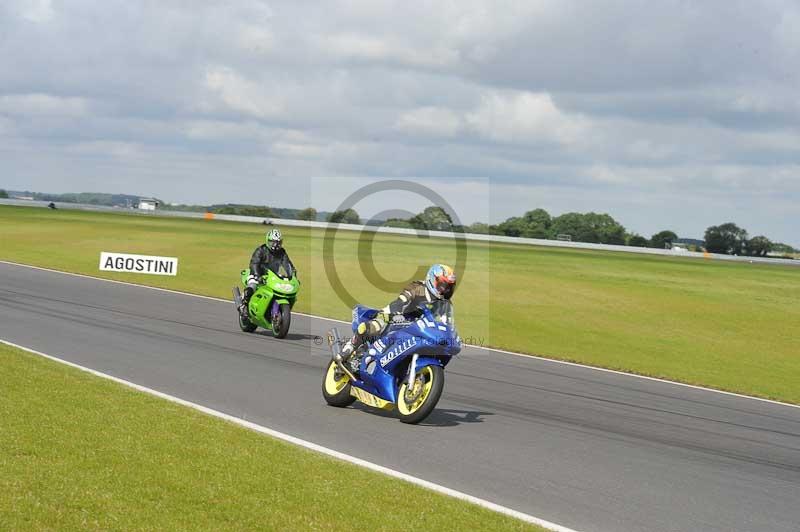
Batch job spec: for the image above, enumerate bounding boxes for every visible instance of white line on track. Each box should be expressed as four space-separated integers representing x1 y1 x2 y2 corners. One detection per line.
0 338 579 532
2 259 798 411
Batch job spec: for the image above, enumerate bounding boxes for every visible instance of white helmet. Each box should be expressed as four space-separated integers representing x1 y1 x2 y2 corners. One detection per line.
266 229 283 251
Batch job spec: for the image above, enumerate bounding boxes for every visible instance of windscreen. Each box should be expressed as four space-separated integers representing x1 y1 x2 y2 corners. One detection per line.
429 300 455 328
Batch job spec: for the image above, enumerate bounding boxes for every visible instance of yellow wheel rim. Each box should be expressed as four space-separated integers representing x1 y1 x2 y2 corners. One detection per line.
324 361 349 395
397 366 434 415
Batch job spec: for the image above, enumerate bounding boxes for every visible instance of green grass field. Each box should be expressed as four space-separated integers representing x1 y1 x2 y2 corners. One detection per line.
2 205 800 403
0 342 542 531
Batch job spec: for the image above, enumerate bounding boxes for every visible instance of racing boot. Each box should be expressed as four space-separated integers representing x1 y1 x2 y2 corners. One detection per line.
339 336 357 363
239 287 254 319
342 337 364 377
339 335 367 375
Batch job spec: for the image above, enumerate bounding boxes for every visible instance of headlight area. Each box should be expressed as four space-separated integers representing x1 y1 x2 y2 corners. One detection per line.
276 283 296 293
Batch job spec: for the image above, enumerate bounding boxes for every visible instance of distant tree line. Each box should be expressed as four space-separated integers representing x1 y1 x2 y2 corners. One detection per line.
6 189 795 257
168 203 326 221
378 207 795 258
10 191 327 221
7 191 146 206
176 199 800 258
703 223 786 257
327 208 360 224
389 207 639 245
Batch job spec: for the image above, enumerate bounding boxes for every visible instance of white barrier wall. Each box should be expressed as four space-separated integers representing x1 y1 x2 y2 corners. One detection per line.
2 198 797 267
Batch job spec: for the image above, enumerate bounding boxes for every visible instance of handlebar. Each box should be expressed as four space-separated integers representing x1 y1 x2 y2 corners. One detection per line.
263 270 299 282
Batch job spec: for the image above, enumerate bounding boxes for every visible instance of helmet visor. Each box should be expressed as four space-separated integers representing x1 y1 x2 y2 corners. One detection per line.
435 277 456 299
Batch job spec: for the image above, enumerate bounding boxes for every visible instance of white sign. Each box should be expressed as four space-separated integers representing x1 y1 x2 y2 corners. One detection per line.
99 252 178 276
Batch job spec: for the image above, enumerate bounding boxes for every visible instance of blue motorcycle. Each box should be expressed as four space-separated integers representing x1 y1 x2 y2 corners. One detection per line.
322 300 461 424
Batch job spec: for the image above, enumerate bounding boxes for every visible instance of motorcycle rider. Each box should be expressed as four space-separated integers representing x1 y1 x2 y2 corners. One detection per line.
239 229 296 318
340 264 456 360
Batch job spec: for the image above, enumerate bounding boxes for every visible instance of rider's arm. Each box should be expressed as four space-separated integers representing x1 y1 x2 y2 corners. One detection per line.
282 252 296 278
384 281 426 317
357 282 424 337
249 246 266 277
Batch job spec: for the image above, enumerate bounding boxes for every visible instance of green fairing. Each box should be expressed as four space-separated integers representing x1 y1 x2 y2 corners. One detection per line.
238 269 301 338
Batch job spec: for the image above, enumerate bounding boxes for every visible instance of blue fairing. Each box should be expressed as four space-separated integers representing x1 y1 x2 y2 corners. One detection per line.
349 302 461 404
351 305 379 334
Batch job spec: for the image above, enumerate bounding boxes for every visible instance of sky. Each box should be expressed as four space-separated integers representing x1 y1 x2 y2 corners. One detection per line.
1 0 799 244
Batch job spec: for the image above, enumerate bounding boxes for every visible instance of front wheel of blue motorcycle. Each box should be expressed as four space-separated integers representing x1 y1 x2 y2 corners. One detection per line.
322 360 356 407
397 365 444 424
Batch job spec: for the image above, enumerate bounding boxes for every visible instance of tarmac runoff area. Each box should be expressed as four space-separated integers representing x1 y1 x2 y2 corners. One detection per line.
1 261 799 532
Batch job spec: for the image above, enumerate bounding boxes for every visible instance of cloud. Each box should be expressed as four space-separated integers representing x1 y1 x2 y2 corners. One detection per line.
203 66 284 119
321 32 458 68
395 107 463 137
466 90 587 145
68 140 142 159
0 93 88 117
0 0 798 245
16 0 54 24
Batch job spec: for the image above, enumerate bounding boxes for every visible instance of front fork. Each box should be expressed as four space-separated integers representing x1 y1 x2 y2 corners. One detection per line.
406 354 419 388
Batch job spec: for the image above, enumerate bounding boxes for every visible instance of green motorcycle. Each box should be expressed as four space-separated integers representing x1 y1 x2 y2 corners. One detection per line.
233 269 300 338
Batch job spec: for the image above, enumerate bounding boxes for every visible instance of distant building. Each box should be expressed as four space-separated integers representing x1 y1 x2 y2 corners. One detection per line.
137 198 159 211
676 238 704 248
671 243 689 252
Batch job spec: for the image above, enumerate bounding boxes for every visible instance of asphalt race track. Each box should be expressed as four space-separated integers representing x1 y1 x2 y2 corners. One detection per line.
2 262 799 532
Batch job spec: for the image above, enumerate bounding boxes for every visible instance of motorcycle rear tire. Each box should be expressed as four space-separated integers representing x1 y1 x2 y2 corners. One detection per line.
322 359 356 407
239 312 257 333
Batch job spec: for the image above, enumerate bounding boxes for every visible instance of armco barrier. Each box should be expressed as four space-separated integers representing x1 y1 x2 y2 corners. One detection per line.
2 198 797 267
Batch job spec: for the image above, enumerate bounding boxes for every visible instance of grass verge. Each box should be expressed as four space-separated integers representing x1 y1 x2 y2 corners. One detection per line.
0 342 543 531
2 205 799 403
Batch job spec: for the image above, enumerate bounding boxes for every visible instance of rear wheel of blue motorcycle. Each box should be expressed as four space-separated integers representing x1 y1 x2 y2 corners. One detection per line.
397 365 444 424
238 313 257 333
322 360 356 407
